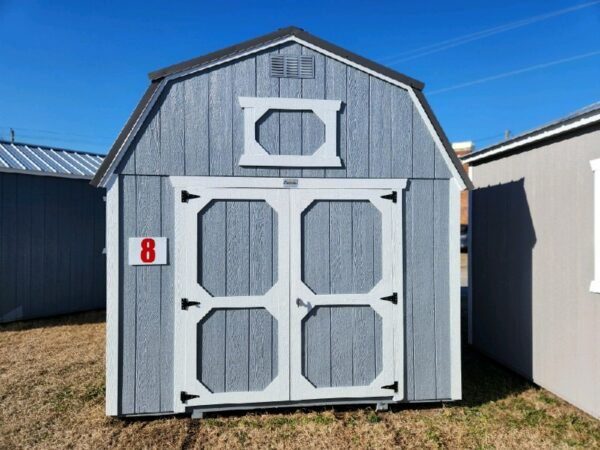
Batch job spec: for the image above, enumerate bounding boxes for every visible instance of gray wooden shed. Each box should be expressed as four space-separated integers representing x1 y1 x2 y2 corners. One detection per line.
92 27 472 418
0 140 105 323
464 102 600 419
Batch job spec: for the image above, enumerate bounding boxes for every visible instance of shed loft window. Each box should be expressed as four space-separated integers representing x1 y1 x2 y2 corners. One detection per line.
238 96 342 168
590 159 600 293
270 55 315 79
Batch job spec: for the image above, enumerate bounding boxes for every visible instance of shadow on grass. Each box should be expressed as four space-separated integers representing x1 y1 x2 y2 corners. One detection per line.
458 344 532 408
0 309 105 332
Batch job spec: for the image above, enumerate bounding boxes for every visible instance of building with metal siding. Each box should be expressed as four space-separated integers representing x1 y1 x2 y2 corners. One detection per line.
93 27 470 418
0 141 106 323
464 102 600 419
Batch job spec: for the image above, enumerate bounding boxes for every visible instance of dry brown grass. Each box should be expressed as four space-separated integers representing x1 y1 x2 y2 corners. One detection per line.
0 311 598 449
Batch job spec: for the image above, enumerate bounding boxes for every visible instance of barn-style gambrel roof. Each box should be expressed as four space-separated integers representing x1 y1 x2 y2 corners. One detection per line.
92 26 472 189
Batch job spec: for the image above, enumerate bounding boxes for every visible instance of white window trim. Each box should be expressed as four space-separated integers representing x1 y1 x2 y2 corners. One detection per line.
238 96 342 168
590 159 600 293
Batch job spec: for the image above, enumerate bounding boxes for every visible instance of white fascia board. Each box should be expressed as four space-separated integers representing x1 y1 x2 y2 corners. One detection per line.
464 112 600 165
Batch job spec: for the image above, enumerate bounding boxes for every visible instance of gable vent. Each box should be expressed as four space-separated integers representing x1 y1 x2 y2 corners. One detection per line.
270 55 315 79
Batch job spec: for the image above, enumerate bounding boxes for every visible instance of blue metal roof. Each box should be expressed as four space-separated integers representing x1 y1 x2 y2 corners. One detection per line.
0 141 103 179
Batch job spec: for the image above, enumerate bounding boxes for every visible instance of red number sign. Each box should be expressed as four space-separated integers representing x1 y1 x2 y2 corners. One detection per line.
140 238 156 263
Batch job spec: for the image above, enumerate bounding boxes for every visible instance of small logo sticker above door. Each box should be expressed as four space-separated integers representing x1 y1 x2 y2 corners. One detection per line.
128 237 168 265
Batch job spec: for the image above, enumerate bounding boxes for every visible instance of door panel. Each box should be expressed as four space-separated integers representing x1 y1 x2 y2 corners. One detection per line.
290 189 401 401
174 188 289 410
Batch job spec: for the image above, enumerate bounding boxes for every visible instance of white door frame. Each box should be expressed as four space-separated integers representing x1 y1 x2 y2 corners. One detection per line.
170 177 407 411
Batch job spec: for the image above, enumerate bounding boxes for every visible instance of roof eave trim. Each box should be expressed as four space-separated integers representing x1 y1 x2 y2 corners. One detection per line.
463 111 600 165
94 28 469 188
91 81 162 187
148 26 425 90
412 90 473 190
0 167 93 180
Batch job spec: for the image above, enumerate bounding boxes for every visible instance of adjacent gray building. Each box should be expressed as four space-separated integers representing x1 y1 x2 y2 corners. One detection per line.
0 140 105 323
464 102 600 419
92 27 471 418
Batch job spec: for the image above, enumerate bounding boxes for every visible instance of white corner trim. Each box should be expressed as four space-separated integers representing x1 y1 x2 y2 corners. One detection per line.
105 175 120 416
238 96 342 168
590 158 600 294
467 168 474 345
464 112 600 165
449 178 462 400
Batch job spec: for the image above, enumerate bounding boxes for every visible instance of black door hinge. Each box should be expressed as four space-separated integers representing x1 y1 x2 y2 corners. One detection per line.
181 190 200 203
380 191 397 203
180 391 199 403
380 292 398 304
382 381 398 392
181 298 200 310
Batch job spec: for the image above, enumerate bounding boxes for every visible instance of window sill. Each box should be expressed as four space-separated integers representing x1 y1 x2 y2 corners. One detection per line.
239 154 342 168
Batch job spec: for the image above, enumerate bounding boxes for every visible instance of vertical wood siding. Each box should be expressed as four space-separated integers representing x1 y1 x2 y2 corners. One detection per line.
0 173 105 323
116 42 455 414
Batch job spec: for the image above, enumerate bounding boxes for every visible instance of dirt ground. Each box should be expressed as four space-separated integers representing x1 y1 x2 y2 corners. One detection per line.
0 311 598 450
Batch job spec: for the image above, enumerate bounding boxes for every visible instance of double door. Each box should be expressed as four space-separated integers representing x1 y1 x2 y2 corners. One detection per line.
172 178 405 411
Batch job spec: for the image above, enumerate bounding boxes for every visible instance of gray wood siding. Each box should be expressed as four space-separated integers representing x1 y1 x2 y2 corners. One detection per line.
199 308 277 393
303 305 382 387
404 179 451 401
302 200 382 295
0 173 105 323
115 42 456 414
199 200 277 296
118 177 453 413
470 125 600 419
119 43 447 181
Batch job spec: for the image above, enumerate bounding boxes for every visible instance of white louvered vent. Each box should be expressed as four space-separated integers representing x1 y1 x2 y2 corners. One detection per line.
270 55 315 79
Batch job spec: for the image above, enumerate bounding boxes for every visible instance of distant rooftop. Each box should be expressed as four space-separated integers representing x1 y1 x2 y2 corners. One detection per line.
0 140 104 179
463 101 600 165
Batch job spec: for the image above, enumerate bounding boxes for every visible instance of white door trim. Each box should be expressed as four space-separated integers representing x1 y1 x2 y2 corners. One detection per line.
172 186 290 412
170 176 408 191
170 176 408 411
288 187 405 401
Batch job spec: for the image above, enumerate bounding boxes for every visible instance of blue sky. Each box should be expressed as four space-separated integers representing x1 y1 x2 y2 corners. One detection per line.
0 0 599 154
